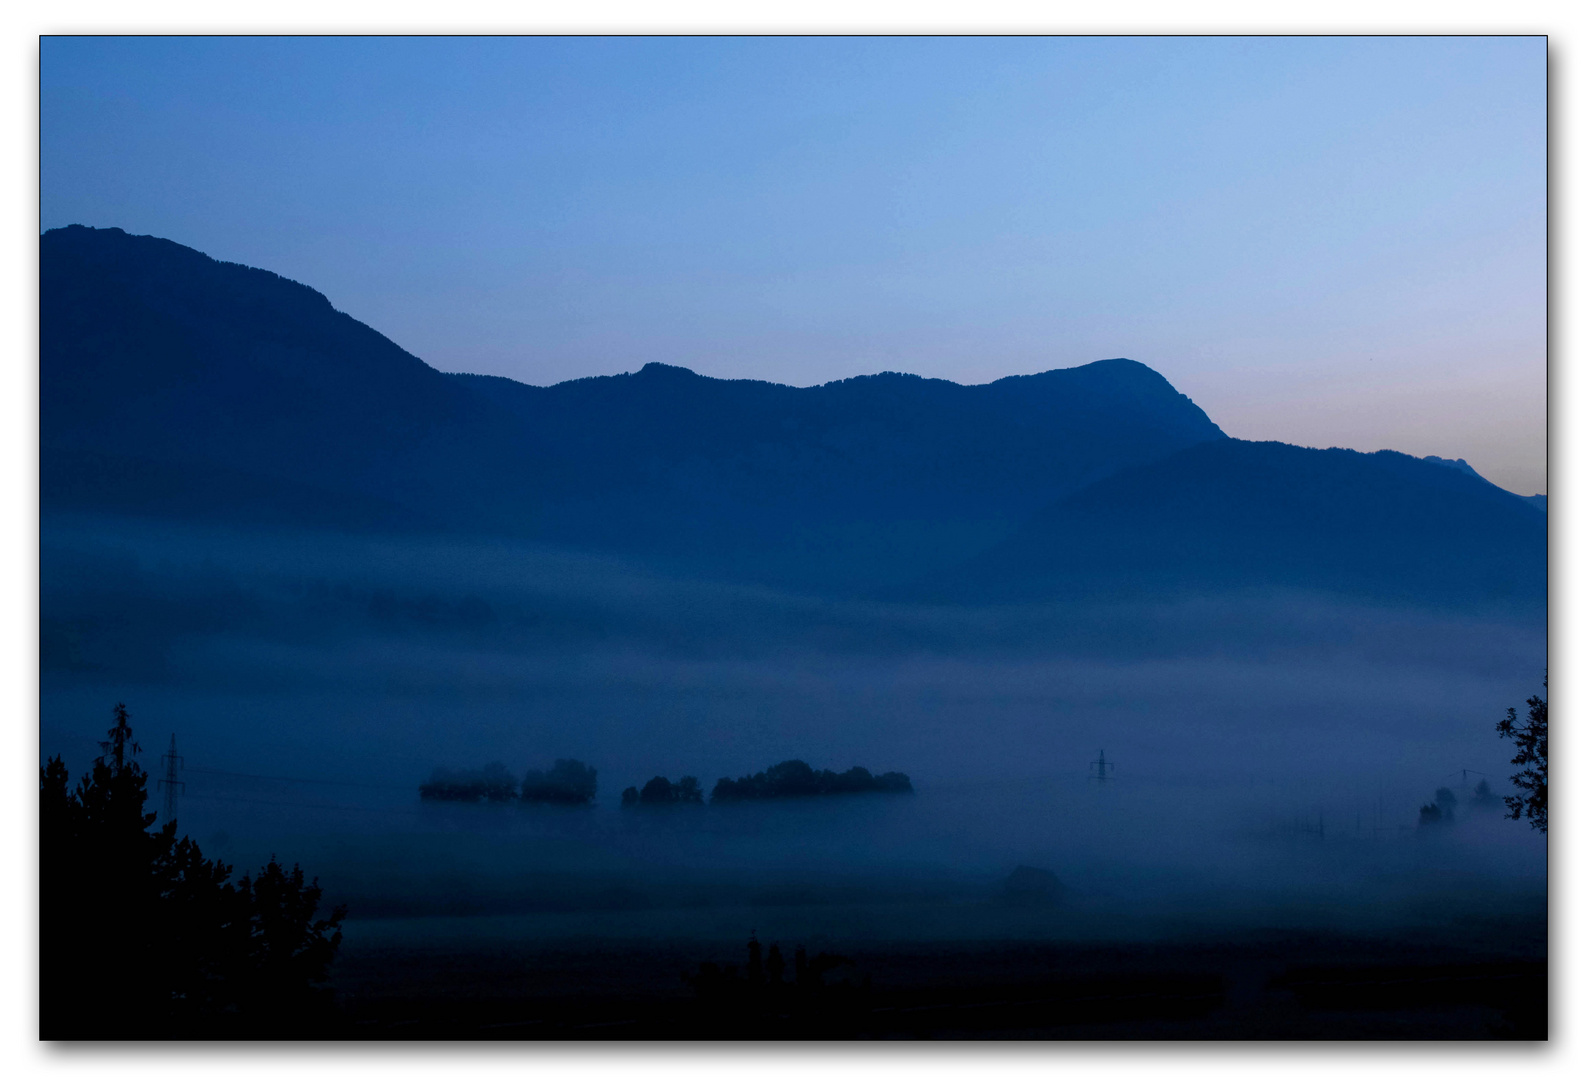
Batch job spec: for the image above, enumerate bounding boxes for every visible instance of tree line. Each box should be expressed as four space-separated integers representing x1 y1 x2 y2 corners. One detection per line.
626 759 914 806
41 704 346 1038
419 757 914 807
708 759 912 802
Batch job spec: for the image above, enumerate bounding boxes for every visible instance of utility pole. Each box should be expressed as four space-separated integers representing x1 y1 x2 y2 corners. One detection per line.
159 734 184 824
1089 749 1116 781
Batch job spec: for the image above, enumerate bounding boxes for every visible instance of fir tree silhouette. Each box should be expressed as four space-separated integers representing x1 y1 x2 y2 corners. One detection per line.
40 703 346 1037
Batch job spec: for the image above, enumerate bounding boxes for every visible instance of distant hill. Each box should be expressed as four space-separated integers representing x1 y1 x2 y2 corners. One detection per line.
933 439 1546 609
41 225 1228 590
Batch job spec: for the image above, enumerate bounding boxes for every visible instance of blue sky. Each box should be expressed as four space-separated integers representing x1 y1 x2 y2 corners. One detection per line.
41 36 1546 494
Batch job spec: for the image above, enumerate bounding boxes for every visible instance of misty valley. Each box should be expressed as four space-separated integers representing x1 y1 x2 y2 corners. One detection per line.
40 514 1545 1037
38 226 1547 1039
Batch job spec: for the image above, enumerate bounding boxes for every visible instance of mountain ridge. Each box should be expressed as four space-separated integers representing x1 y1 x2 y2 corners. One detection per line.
927 438 1545 609
42 224 1232 591
40 225 1544 607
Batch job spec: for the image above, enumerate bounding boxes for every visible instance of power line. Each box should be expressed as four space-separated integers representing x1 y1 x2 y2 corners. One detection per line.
182 791 423 817
184 766 411 791
45 733 411 792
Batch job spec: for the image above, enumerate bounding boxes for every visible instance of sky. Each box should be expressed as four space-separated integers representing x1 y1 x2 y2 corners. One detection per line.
40 35 1547 494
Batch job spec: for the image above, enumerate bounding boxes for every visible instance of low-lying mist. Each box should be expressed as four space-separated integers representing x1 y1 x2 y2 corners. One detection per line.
41 513 1547 953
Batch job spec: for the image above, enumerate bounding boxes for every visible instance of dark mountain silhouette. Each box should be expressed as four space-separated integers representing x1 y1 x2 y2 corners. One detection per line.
40 226 1544 607
41 225 1227 590
934 439 1546 608
41 225 560 535
1422 455 1547 512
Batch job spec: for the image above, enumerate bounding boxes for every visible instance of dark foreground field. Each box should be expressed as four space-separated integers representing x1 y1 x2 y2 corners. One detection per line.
318 915 1545 1040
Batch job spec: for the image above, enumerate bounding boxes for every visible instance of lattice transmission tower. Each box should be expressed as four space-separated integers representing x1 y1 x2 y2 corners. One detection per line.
1089 749 1116 781
159 734 185 824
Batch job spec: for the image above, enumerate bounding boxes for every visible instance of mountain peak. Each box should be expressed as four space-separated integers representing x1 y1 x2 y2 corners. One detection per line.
43 222 339 317
634 362 701 378
1421 454 1541 507
1421 455 1483 480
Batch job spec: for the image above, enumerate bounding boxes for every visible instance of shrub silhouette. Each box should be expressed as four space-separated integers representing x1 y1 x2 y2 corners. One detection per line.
40 703 345 1037
710 759 913 802
623 775 705 806
1470 778 1503 811
519 759 598 804
1001 865 1069 907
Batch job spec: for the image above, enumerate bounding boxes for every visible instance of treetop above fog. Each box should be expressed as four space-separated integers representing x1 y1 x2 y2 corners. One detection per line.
710 760 912 803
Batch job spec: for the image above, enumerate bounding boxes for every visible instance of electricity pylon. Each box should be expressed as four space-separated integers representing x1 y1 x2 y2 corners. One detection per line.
159 734 184 824
1089 749 1116 781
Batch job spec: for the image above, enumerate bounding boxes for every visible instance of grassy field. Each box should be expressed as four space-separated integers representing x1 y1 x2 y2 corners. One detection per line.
321 903 1546 1039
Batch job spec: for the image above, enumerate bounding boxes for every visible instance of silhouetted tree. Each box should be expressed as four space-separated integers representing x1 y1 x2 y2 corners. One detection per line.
100 700 140 770
1434 786 1458 823
640 776 676 804
622 774 705 806
1470 778 1502 811
236 857 345 1017
41 703 166 1033
1497 677 1547 832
